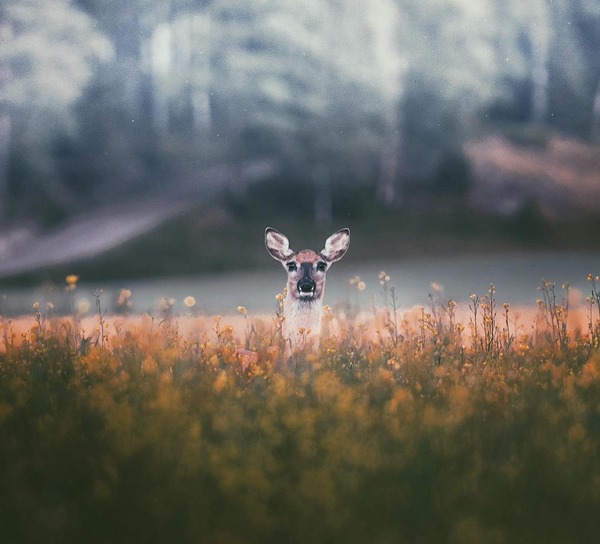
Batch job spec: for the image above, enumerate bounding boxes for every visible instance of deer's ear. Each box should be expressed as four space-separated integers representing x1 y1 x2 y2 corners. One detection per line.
321 228 350 263
265 227 294 262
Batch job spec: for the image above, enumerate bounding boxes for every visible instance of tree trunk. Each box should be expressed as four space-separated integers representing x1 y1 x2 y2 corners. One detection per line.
191 12 212 134
591 76 600 143
313 166 333 224
0 114 10 224
114 7 145 118
0 19 13 224
377 134 402 208
530 0 550 124
150 22 172 137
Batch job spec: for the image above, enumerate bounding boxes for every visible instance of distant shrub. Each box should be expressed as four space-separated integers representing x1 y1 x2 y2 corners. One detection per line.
510 198 548 240
227 173 375 221
227 174 314 219
435 151 472 196
501 123 552 148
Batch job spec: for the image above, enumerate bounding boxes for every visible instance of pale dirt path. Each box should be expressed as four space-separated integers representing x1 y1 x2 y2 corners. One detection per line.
0 160 275 278
0 197 190 277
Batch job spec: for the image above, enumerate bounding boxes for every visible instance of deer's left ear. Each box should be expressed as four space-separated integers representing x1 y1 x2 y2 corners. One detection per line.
265 227 295 262
321 228 350 263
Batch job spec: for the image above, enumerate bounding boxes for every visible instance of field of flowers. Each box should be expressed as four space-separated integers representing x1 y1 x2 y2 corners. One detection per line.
1 276 600 543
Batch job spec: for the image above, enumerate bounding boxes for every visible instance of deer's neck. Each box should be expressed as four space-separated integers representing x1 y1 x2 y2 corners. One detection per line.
284 294 323 348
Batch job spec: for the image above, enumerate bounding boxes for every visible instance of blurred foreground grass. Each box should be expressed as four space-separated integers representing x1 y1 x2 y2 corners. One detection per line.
1 281 600 543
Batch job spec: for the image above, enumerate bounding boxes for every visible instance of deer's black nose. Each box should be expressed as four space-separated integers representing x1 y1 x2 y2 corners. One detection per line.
298 279 316 293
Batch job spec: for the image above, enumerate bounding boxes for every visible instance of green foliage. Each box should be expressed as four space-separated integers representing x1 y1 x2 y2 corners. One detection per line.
1 0 112 116
0 0 113 218
3 0 600 225
1 303 600 543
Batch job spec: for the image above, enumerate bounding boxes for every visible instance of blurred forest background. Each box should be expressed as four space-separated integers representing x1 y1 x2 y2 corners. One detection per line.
1 0 600 282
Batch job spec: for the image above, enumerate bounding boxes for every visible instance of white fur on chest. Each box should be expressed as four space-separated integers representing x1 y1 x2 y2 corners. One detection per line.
283 295 323 350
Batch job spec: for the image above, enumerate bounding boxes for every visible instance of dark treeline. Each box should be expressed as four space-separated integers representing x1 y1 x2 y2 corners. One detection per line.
1 0 599 226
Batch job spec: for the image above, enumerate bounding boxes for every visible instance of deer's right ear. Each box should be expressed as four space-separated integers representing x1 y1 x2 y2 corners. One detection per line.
265 227 294 262
321 228 350 263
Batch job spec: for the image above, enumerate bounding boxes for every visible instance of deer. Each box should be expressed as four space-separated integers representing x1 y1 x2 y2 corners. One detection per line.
265 227 350 354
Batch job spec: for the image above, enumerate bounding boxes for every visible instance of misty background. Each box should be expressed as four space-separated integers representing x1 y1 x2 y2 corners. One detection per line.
1 0 600 314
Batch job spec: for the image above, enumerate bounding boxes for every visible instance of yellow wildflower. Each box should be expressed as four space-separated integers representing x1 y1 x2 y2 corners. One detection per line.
65 275 79 291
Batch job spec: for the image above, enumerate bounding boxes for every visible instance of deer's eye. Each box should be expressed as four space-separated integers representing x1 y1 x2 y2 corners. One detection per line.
317 261 327 272
287 262 297 272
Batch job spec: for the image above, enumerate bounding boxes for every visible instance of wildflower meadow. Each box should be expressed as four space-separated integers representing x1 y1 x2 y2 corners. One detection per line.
1 274 600 543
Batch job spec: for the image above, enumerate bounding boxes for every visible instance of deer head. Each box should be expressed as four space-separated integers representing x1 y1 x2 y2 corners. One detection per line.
265 227 350 304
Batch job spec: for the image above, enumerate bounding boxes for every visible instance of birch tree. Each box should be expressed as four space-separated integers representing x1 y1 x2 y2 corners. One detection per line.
211 0 403 215
527 0 551 124
147 7 213 137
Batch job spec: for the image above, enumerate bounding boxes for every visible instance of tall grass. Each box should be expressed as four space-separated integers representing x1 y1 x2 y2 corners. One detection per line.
1 276 600 543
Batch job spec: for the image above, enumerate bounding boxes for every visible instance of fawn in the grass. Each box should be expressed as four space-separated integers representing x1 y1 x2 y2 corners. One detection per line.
265 227 350 354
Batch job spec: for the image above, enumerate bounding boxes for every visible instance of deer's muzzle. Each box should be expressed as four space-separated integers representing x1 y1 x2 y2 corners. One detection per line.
297 278 316 297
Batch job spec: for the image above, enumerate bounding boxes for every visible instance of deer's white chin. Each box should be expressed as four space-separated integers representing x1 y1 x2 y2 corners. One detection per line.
299 290 315 299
